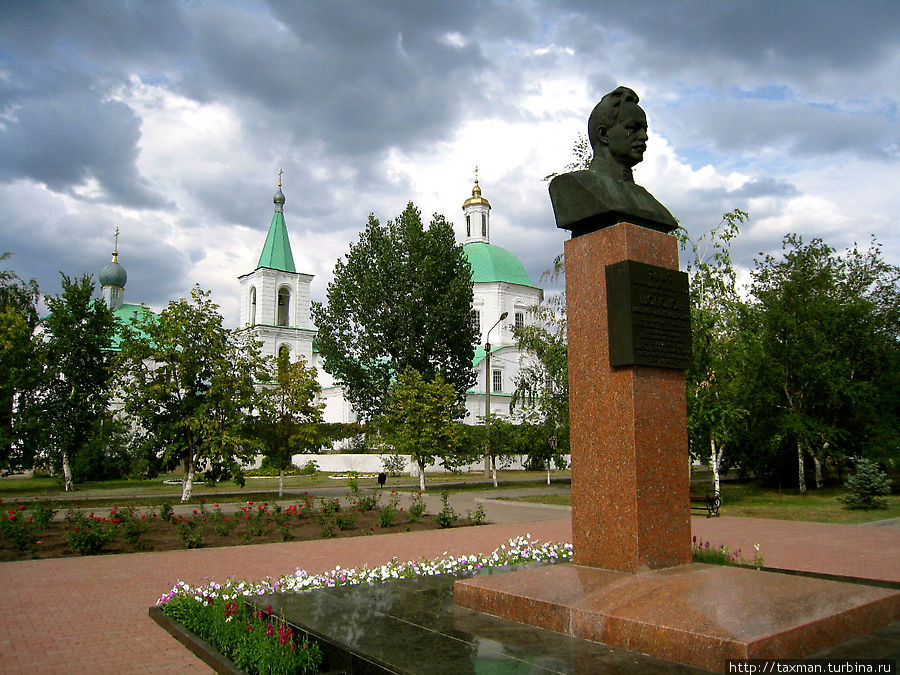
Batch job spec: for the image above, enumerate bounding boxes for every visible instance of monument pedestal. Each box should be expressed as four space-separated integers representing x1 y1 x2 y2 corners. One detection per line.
454 223 900 671
455 563 900 672
565 222 691 572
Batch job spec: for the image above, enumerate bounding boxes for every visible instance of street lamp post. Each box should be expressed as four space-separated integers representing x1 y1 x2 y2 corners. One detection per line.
484 311 508 484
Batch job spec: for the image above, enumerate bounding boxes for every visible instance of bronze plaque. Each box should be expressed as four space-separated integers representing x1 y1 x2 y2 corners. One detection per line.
605 260 692 369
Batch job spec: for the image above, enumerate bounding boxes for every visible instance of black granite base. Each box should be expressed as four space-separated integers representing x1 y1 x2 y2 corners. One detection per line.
250 568 710 674
251 566 900 675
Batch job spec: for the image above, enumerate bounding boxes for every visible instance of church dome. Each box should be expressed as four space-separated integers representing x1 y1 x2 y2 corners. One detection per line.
462 179 491 209
100 259 127 288
464 241 535 287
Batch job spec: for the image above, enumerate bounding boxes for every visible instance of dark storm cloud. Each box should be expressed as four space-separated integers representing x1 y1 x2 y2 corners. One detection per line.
0 3 178 207
162 0 510 161
673 99 899 163
548 1 900 164
0 187 187 312
553 0 900 78
0 75 167 207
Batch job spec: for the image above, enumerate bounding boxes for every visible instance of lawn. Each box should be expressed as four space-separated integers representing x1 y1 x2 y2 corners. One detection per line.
500 482 900 524
0 470 570 506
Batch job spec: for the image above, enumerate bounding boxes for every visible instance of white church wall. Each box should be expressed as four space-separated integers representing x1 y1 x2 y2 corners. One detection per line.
242 453 571 475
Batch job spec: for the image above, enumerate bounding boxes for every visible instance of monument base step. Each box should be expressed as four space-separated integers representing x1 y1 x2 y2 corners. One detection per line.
454 562 900 672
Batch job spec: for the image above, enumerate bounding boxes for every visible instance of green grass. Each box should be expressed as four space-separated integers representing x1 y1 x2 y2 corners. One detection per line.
500 482 900 524
0 470 570 506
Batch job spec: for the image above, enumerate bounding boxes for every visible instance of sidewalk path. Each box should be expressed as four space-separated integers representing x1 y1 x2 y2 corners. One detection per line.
2 493 900 673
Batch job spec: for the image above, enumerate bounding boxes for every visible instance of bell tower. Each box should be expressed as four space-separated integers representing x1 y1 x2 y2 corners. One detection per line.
238 171 316 363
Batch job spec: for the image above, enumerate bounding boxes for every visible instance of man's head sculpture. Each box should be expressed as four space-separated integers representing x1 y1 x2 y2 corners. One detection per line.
587 86 648 182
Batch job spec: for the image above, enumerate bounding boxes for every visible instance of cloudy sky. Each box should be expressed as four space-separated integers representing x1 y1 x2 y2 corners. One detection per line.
2 1 898 325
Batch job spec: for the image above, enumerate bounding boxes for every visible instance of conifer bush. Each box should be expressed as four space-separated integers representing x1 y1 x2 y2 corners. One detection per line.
839 458 891 510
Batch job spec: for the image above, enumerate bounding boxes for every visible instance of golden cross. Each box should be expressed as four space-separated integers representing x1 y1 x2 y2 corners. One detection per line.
277 168 283 187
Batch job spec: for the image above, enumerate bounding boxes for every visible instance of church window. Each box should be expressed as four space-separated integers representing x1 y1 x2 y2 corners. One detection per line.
249 287 256 326
515 311 524 329
481 213 487 237
466 215 471 238
277 287 291 326
492 369 502 393
472 310 480 334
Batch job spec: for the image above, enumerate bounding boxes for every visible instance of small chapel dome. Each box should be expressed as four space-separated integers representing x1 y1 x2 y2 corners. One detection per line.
462 178 491 209
100 260 127 288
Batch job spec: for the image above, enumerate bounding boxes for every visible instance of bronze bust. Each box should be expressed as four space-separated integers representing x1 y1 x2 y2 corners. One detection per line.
550 86 678 235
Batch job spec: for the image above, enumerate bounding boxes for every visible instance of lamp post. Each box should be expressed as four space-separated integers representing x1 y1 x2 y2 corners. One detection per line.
484 311 508 484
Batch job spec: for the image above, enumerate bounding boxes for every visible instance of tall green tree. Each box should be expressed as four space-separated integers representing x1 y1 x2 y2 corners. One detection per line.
22 274 116 490
383 367 466 491
679 210 750 494
0 253 41 472
312 202 478 421
255 350 324 497
511 254 569 479
118 286 266 501
741 235 900 491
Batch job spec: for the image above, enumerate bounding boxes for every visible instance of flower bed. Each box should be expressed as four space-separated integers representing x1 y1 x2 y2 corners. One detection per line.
0 490 465 561
155 536 574 674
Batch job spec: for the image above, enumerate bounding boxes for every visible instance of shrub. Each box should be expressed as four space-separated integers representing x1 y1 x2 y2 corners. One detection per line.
298 459 319 476
346 480 378 512
159 501 174 522
32 502 58 529
335 513 357 531
65 509 112 556
469 503 486 526
212 508 236 536
839 458 891 510
378 491 401 528
178 519 204 549
407 492 426 522
113 506 150 549
1 506 39 554
318 498 341 516
380 453 406 477
435 492 458 529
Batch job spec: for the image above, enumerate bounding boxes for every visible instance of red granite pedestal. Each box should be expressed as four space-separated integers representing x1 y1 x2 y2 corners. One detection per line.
455 563 900 672
454 223 900 671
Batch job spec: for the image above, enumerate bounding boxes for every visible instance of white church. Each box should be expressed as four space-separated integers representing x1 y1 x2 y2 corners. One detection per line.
101 176 545 427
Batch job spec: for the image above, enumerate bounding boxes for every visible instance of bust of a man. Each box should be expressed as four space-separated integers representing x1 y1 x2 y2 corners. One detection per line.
549 86 678 235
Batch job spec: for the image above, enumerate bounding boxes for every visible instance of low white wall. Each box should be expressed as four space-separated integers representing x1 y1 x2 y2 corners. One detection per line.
245 453 570 476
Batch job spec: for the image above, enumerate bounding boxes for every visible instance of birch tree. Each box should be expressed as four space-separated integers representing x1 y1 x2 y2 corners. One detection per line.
383 367 465 491
255 350 324 497
26 274 116 490
680 211 748 494
118 286 265 501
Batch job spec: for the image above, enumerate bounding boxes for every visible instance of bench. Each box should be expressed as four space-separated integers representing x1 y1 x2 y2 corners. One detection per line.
690 491 720 518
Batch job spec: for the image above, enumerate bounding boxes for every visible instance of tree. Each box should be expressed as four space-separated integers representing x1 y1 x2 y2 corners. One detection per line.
679 210 750 494
118 286 266 501
22 274 116 490
312 202 478 421
741 235 900 491
383 367 466 491
255 350 324 497
0 253 40 472
511 255 569 482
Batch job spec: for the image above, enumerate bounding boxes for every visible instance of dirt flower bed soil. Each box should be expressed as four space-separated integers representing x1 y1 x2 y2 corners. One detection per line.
1 491 467 562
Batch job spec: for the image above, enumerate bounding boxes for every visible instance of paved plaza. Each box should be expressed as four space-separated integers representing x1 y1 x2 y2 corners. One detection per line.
1 491 899 673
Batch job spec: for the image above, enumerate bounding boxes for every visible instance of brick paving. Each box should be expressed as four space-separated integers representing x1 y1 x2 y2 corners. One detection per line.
2 502 899 673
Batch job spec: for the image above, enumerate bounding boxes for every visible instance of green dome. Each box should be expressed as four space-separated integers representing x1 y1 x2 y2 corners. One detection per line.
99 260 127 288
463 242 535 287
